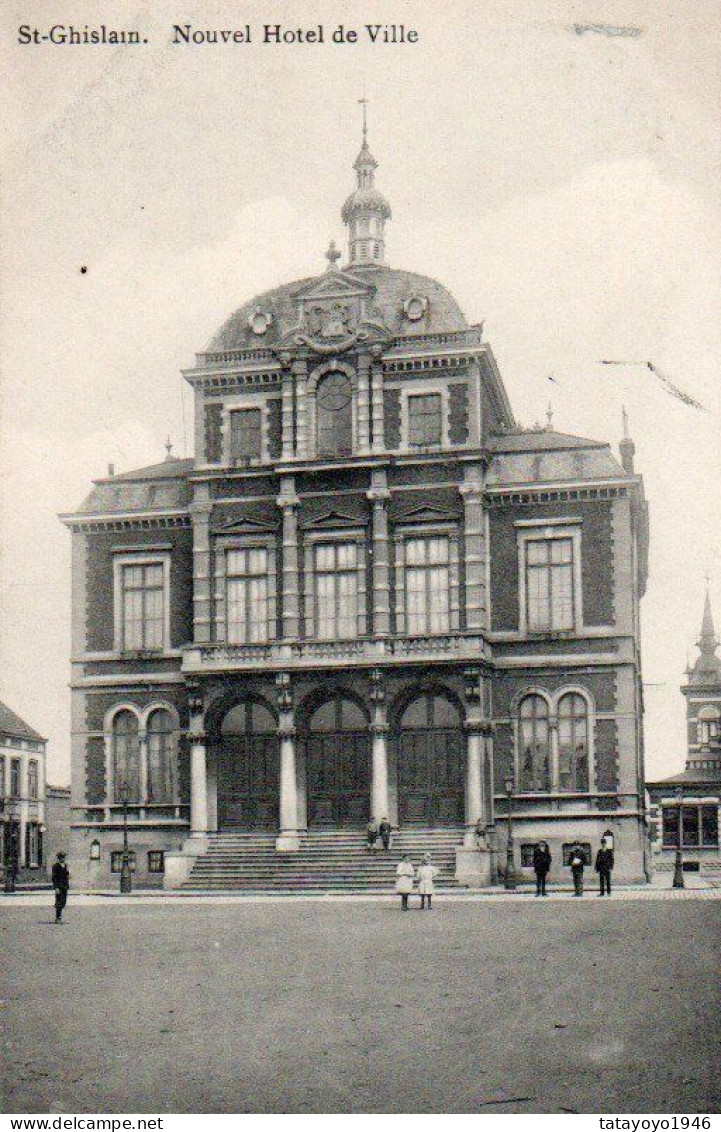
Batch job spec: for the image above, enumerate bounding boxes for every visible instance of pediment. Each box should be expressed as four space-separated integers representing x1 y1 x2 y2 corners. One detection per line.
302 509 366 530
396 504 460 525
294 271 374 303
213 517 277 536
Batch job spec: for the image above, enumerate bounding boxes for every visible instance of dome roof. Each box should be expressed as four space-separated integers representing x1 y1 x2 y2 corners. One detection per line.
341 186 392 222
205 265 468 353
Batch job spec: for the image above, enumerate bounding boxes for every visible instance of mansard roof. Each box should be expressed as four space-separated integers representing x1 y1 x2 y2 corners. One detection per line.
205 265 468 353
486 429 627 486
0 699 45 743
109 457 194 482
72 457 193 518
488 429 607 454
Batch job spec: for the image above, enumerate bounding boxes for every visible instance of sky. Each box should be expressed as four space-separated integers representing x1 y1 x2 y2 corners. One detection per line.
1 0 719 785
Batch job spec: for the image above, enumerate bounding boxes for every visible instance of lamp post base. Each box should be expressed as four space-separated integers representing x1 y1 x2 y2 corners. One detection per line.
119 857 132 894
504 846 516 890
672 851 685 889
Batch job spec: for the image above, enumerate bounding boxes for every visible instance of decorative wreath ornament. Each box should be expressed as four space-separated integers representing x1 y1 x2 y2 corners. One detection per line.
249 307 273 336
403 293 429 322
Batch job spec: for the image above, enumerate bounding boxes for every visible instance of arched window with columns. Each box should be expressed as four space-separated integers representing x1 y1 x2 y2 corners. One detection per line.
557 693 589 792
316 370 354 456
697 706 720 746
518 695 551 792
112 710 140 803
146 709 176 804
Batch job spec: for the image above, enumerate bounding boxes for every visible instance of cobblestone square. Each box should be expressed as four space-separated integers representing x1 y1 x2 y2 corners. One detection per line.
2 895 720 1114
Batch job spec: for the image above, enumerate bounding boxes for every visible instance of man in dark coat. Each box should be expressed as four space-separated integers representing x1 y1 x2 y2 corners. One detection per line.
568 842 586 896
595 840 614 896
52 852 70 923
532 840 552 896
378 817 392 851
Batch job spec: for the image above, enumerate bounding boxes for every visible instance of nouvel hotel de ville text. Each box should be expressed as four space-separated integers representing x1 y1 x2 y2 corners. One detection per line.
62 125 650 890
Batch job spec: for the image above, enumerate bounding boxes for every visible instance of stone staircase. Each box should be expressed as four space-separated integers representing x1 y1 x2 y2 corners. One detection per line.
182 828 466 893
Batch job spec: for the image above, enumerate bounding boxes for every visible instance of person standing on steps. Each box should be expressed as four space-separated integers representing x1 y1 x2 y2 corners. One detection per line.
395 853 415 910
568 842 586 897
532 840 552 896
378 817 392 851
52 852 70 923
417 853 439 910
595 838 614 896
366 818 379 850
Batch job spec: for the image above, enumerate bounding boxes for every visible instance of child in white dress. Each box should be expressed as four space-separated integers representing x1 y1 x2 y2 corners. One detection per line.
416 853 439 910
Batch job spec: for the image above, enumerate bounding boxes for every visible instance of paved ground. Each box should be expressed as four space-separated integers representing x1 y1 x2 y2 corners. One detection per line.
2 896 720 1114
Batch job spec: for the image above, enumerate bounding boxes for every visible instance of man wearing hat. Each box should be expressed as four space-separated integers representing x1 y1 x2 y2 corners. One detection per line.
51 852 70 923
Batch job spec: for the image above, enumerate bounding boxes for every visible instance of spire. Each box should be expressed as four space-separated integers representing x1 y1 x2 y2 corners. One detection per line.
341 97 391 267
698 580 719 658
165 435 174 461
619 405 635 474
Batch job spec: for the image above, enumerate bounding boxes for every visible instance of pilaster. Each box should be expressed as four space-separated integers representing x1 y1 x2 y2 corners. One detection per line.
367 469 391 637
357 354 371 454
370 355 384 452
460 465 486 631
277 476 300 640
191 486 214 644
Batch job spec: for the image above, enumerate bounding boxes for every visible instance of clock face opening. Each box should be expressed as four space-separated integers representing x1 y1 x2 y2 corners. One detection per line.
316 372 353 411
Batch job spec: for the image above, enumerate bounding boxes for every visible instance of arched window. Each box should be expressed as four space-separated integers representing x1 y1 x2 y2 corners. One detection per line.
316 371 353 457
112 711 140 803
519 695 550 792
146 709 176 805
558 693 589 792
697 707 720 745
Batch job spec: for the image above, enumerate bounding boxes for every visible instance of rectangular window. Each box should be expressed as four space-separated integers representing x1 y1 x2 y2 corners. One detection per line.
526 538 574 631
405 536 450 635
520 844 536 868
28 760 38 800
229 408 262 463
408 394 443 447
226 548 269 644
681 805 700 847
9 759 20 798
701 805 719 847
314 542 358 640
662 805 679 847
110 850 137 873
0 756 5 797
121 563 165 651
147 850 165 874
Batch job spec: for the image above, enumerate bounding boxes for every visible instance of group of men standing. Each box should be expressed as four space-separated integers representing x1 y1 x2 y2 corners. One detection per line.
532 834 615 897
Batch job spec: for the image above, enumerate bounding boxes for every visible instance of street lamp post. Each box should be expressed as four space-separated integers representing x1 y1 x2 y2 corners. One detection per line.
119 784 132 894
504 774 516 890
4 808 19 894
672 785 685 890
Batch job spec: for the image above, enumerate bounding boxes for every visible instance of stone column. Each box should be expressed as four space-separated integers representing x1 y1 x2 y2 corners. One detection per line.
293 359 309 458
370 670 390 821
549 716 559 793
276 674 300 850
190 736 208 838
281 361 295 459
138 731 148 819
460 466 486 631
367 470 391 637
191 488 214 644
370 355 385 453
277 476 300 640
464 721 485 845
357 354 371 454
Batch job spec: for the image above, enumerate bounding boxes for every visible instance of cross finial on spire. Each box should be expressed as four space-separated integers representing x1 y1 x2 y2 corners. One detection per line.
359 89 368 144
165 435 173 461
325 239 341 270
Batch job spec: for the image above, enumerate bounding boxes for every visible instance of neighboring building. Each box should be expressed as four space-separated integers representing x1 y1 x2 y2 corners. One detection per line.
62 122 650 890
647 588 721 874
0 699 47 878
44 784 71 865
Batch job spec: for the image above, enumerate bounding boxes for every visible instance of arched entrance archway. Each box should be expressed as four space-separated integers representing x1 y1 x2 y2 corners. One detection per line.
303 696 370 826
397 693 464 825
214 701 279 829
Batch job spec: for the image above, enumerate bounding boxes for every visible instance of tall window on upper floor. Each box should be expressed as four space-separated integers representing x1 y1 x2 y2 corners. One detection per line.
146 709 176 805
230 407 262 464
120 563 165 651
697 709 720 745
27 760 39 801
408 393 442 447
518 695 551 792
557 693 589 792
314 543 358 640
316 372 353 457
0 756 5 797
226 548 269 644
525 537 574 631
9 758 20 798
405 536 450 635
112 711 140 803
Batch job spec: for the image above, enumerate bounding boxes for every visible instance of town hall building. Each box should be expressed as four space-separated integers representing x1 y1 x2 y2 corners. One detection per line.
63 122 650 890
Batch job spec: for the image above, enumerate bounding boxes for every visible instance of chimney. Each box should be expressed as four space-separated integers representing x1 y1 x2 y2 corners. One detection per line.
107 463 115 477
619 406 635 474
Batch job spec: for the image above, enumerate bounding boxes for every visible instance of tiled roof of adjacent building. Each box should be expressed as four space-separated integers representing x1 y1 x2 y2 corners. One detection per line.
0 699 45 743
107 457 194 483
647 766 721 787
488 430 607 453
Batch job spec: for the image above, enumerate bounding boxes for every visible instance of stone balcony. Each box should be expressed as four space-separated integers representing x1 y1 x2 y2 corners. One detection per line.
182 632 489 674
